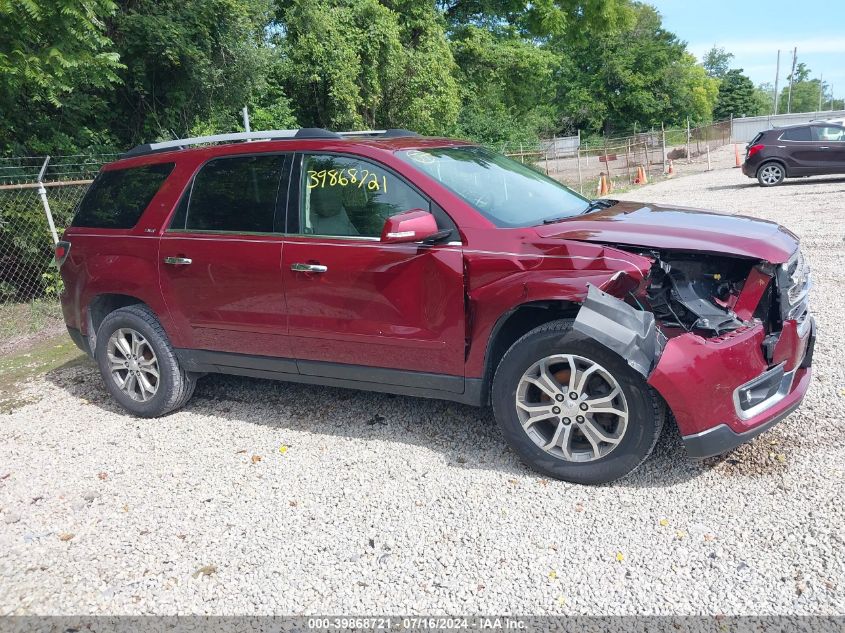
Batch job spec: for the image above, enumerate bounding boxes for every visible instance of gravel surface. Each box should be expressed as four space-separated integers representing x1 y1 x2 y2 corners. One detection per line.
1 166 843 616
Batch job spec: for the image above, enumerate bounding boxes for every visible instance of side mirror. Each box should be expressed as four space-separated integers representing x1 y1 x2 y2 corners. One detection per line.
380 209 439 244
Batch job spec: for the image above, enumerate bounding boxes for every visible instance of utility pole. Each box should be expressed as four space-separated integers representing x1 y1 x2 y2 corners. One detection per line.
818 74 824 112
773 50 780 115
786 47 797 114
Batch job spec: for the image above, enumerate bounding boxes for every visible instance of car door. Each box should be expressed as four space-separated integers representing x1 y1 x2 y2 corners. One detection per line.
811 125 845 173
779 126 825 174
281 152 466 391
158 153 294 363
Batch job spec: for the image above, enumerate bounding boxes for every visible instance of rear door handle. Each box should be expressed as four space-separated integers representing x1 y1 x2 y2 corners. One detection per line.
291 263 328 273
163 256 192 265
819 146 830 150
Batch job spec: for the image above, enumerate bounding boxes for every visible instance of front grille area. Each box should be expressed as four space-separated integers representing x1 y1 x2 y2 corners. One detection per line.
777 249 811 321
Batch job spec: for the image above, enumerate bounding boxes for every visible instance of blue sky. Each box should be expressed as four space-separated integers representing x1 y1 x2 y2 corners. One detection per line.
649 0 844 102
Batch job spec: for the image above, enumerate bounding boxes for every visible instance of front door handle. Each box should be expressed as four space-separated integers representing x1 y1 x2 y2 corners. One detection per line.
819 146 830 150
291 262 328 273
163 256 192 265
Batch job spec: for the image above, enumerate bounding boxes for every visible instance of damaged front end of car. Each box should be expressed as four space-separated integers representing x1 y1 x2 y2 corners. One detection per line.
574 247 814 458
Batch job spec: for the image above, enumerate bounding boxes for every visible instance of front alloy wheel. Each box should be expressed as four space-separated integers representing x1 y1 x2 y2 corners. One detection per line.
492 319 664 485
516 354 628 462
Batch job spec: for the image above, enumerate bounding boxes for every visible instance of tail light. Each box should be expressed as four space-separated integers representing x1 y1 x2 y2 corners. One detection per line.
55 240 71 268
747 144 765 159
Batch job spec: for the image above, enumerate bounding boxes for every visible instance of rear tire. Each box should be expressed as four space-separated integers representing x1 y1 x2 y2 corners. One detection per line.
757 162 785 186
95 304 196 417
492 319 664 485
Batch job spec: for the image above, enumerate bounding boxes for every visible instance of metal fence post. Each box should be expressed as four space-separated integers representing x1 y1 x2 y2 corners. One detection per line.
576 148 583 195
36 156 59 245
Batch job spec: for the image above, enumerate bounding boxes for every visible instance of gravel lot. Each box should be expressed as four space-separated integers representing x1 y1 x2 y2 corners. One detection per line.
1 166 843 616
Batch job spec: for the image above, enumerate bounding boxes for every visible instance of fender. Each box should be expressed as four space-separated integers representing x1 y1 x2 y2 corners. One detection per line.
75 253 174 340
463 243 652 378
572 284 665 377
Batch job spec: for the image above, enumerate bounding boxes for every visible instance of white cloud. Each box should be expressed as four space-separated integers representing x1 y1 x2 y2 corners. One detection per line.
689 37 845 59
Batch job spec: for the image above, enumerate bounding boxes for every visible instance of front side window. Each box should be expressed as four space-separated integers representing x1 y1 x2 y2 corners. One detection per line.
395 146 589 227
173 154 287 233
812 126 845 141
300 154 429 238
72 163 174 229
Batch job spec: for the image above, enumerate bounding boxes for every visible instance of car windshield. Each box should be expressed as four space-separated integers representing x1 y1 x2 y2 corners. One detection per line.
395 146 590 227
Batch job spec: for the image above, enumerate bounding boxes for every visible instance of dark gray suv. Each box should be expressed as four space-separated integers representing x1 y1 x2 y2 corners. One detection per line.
742 123 845 186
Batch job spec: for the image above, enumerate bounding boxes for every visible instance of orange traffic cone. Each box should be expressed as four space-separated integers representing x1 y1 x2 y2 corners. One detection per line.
640 164 648 185
596 176 603 196
668 160 675 176
598 173 609 196
633 165 642 184
734 144 741 168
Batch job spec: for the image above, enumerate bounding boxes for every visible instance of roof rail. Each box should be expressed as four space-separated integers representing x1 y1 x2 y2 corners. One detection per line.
121 127 420 158
337 128 420 138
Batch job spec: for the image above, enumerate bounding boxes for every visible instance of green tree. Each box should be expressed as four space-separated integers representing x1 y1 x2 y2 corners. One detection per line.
554 4 715 133
778 65 824 113
701 46 733 79
278 0 459 134
450 25 559 144
439 0 634 39
713 69 760 119
0 0 123 154
104 0 285 145
752 83 775 115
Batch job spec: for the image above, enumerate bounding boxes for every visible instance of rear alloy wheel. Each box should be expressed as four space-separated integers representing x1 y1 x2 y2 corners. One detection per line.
95 304 196 417
492 319 664 485
757 163 785 186
106 328 160 403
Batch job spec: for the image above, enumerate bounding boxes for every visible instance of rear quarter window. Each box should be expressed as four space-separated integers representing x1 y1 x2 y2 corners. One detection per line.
778 127 812 142
72 163 175 229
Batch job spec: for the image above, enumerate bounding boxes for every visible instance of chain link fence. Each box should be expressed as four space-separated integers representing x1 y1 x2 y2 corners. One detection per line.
0 155 114 349
503 120 732 194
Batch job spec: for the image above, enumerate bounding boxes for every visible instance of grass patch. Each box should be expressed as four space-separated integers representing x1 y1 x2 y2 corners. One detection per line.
0 333 89 412
0 299 64 342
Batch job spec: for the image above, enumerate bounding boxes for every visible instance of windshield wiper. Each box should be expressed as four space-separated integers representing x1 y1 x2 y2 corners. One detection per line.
541 199 617 224
580 198 617 214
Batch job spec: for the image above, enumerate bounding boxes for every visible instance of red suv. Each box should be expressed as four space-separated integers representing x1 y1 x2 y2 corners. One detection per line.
57 128 815 484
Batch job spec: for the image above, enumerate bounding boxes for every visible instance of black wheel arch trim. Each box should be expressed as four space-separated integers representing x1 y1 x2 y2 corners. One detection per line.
757 159 789 178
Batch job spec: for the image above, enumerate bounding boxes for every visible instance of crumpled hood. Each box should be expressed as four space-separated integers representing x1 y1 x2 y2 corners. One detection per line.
536 200 799 263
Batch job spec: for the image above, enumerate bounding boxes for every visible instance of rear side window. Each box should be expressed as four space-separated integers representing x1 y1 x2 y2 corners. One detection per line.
779 127 812 141
72 163 174 229
174 154 287 233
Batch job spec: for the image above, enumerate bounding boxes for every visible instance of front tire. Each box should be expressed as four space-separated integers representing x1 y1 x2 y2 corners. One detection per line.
95 304 196 417
757 162 785 186
492 319 664 485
